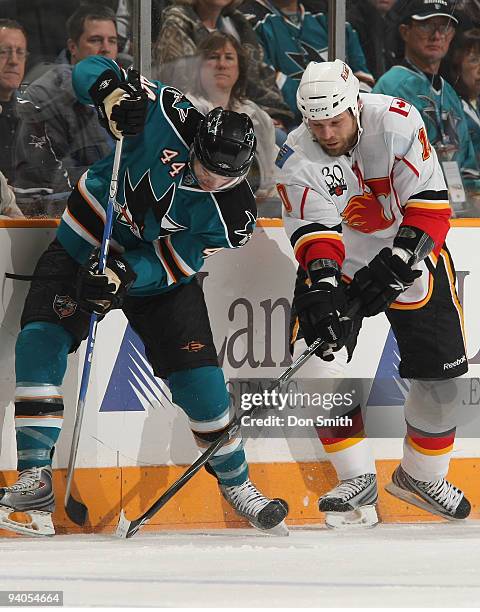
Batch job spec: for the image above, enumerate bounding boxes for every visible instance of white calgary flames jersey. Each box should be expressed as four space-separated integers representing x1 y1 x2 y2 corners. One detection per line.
277 93 452 306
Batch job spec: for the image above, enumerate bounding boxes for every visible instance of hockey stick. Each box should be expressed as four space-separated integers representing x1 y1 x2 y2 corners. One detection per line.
64 138 123 525
115 313 359 539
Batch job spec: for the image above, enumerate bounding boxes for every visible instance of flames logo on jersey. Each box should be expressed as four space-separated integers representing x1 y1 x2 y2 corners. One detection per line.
342 177 395 234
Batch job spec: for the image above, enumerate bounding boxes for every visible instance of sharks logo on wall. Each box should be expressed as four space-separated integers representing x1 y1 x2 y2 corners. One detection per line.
366 329 410 407
100 325 174 413
102 323 408 413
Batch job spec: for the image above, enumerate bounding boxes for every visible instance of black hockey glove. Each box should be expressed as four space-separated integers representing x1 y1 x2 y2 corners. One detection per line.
89 68 148 140
294 277 352 362
76 250 137 315
348 247 422 317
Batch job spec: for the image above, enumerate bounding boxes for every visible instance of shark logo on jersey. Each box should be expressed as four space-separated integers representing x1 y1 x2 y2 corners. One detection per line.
169 89 192 123
234 210 256 246
118 169 186 239
342 177 395 234
286 42 324 80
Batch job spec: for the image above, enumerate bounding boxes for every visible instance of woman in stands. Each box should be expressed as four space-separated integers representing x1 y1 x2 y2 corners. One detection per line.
185 31 277 198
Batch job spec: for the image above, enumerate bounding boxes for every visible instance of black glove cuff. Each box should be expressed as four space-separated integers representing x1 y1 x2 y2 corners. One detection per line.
307 258 341 284
88 69 122 105
393 226 435 265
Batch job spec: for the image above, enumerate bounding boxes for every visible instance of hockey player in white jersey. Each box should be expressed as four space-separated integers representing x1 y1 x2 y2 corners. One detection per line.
277 59 471 527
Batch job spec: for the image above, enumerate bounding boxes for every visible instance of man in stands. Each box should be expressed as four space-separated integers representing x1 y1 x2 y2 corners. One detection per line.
14 6 119 197
0 19 28 186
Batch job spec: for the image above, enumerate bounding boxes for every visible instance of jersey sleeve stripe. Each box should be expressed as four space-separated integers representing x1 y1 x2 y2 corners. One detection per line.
293 232 342 256
65 180 106 244
396 155 419 177
410 189 449 201
303 240 346 268
154 237 195 285
405 201 451 210
300 187 310 220
164 236 196 277
61 208 100 247
153 240 176 285
78 174 107 223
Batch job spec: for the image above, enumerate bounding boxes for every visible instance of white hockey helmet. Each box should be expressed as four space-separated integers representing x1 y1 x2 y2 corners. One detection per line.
296 60 360 122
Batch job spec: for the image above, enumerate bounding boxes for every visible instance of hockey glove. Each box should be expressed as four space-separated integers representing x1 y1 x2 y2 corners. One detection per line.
294 279 352 361
89 68 148 140
76 250 137 315
348 247 422 317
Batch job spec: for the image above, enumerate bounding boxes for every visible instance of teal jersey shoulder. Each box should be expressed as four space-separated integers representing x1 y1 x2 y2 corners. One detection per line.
462 99 480 167
57 56 257 296
373 65 479 173
245 3 371 118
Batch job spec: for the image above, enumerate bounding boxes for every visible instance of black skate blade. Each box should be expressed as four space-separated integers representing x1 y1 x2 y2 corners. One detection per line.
65 494 88 525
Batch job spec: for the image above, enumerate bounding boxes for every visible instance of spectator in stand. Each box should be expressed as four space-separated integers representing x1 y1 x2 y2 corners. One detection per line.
240 0 374 122
14 6 118 197
444 28 480 166
152 0 294 137
346 0 398 80
185 31 277 198
455 0 480 29
0 169 23 218
0 19 28 185
373 0 480 210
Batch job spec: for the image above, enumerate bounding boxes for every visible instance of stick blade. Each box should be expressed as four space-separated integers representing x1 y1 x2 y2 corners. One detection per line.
115 509 141 539
65 494 88 526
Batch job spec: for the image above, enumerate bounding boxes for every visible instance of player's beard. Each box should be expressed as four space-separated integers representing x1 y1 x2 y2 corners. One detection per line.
319 129 359 157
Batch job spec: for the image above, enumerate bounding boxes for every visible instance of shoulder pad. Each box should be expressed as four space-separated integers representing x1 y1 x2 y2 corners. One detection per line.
160 86 203 149
210 181 257 248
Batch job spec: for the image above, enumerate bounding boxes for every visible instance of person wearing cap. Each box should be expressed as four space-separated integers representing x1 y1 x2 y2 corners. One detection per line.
373 0 480 213
277 59 470 527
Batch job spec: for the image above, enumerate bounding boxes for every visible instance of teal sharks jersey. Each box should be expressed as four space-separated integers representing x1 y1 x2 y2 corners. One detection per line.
56 56 257 296
373 64 479 175
242 0 372 118
462 98 480 167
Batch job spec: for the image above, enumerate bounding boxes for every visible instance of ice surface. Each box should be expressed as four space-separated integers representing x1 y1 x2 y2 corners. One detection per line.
1 523 480 607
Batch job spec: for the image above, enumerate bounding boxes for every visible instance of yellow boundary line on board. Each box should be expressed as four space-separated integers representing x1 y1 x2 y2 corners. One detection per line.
1 218 479 228
0 459 478 535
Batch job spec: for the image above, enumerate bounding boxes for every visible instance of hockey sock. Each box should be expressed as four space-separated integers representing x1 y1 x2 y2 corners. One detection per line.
15 322 72 471
316 404 376 480
402 379 457 481
169 366 248 486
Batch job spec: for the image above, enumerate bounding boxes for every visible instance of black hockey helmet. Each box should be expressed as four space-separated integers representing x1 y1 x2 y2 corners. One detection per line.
192 107 256 179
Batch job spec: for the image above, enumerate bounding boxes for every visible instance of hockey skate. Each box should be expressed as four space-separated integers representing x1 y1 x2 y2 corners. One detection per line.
385 465 471 521
318 473 379 528
0 466 55 536
220 478 289 536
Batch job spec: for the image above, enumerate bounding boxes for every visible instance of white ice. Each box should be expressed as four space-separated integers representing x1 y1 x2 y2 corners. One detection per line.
1 523 480 608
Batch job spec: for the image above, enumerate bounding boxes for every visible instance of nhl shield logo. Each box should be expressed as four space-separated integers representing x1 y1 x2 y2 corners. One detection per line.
53 295 77 319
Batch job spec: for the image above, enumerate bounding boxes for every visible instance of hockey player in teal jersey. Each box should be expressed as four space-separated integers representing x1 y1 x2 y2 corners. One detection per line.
241 0 374 119
0 55 288 537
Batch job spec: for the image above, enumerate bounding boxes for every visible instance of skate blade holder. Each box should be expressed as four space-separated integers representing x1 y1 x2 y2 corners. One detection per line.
0 507 55 537
324 504 378 529
252 519 289 537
